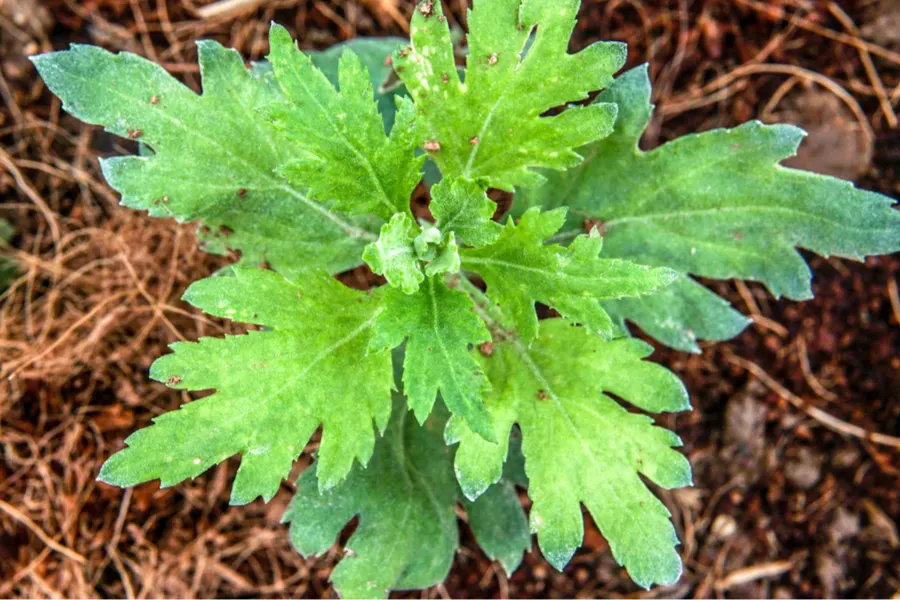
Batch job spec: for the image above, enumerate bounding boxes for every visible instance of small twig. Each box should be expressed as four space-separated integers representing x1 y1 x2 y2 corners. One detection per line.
193 0 267 20
888 278 900 327
797 337 839 403
715 558 796 591
725 352 900 449
827 2 898 128
0 499 87 564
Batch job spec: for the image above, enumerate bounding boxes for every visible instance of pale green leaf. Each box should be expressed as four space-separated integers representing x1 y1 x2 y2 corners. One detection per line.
284 397 529 598
448 319 691 588
516 65 900 350
604 275 751 353
394 0 625 189
461 207 678 344
462 435 531 575
431 177 502 247
307 38 409 133
370 276 493 440
32 42 376 276
363 213 424 293
267 24 424 221
98 269 393 503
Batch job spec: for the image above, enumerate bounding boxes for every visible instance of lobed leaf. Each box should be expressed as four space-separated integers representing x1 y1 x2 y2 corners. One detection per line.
267 24 424 221
515 65 900 351
430 177 502 247
394 0 625 189
32 42 377 275
284 398 529 599
99 269 393 503
461 207 677 344
447 320 692 588
363 213 424 293
370 277 494 440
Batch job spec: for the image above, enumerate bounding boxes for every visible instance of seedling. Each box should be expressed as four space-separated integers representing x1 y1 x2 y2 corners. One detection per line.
32 0 900 597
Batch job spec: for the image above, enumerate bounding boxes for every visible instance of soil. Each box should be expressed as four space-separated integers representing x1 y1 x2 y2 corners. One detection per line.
1 0 899 598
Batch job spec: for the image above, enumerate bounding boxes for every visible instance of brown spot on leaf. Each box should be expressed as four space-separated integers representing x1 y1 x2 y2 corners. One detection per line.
419 1 434 17
150 95 159 105
488 52 499 66
127 129 142 139
167 376 182 386
383 56 393 67
470 136 480 145
238 188 247 198
424 140 441 152
478 341 494 356
399 47 410 58
537 389 548 400
441 73 449 84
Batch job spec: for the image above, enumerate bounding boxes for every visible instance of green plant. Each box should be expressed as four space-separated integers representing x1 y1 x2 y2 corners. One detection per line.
32 0 900 597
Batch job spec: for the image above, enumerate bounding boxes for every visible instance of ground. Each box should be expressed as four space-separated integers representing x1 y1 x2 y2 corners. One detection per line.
1 0 899 597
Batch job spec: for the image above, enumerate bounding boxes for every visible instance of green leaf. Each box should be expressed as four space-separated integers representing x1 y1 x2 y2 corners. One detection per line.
461 207 678 344
308 38 409 133
267 24 424 221
431 177 502 247
447 319 691 588
98 269 393 503
31 42 376 276
604 275 751 353
394 0 626 189
284 396 529 599
462 436 531 575
363 213 424 293
370 276 494 440
516 65 900 350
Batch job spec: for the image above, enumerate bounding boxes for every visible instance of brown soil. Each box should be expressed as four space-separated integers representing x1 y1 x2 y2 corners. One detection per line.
2 0 899 598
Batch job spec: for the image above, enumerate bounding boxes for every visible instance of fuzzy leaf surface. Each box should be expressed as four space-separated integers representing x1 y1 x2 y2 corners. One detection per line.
394 0 625 189
461 436 531 575
99 269 393 503
370 277 494 440
447 320 691 588
431 177 502 247
516 65 900 350
363 213 424 293
32 43 377 275
268 25 423 220
284 398 529 598
307 38 409 132
461 208 677 344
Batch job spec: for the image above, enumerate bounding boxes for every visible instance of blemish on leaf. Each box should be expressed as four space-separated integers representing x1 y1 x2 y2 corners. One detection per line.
488 52 499 66
537 390 548 400
238 188 247 198
150 95 159 105
399 47 411 59
441 73 449 84
418 0 434 17
167 375 182 386
424 140 441 152
478 341 494 356
383 56 393 67
127 129 142 139
469 136 480 145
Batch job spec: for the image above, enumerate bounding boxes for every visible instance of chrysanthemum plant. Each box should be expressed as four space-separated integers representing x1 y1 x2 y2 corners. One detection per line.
32 0 900 596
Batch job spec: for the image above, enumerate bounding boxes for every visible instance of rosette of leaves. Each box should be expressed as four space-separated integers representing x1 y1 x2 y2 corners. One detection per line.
32 0 899 597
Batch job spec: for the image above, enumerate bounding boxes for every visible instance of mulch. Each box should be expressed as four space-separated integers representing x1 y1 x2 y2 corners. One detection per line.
1 0 899 597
